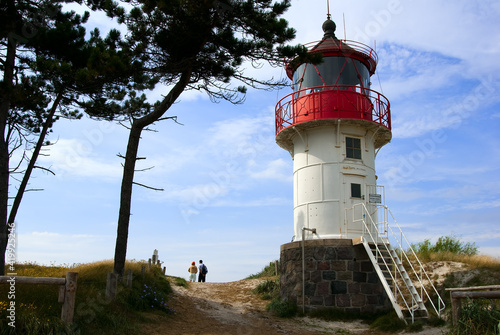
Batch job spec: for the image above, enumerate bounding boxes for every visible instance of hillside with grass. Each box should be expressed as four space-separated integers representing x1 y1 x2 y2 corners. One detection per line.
1 236 499 335
0 260 173 334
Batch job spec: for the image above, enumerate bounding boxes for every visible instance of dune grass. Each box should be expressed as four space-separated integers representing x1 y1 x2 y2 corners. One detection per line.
246 261 279 279
421 252 500 270
0 260 173 335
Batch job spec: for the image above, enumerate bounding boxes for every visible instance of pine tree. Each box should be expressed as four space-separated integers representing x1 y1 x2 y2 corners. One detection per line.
111 0 308 275
0 0 153 274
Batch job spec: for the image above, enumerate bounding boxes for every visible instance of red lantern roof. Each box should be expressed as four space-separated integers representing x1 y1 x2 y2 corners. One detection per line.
286 19 378 79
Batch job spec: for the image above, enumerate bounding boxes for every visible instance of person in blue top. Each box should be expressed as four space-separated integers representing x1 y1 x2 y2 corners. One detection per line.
198 260 208 282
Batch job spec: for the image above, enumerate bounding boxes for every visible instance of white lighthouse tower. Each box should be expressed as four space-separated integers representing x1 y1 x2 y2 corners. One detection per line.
277 14 445 321
275 17 391 241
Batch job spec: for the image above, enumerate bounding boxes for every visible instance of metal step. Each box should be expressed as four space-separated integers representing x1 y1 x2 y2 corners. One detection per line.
347 203 445 322
358 237 428 323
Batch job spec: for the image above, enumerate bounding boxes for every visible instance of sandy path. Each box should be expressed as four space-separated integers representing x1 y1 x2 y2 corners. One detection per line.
138 278 446 335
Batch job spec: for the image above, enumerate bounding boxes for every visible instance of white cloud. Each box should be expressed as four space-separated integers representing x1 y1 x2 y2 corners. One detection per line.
384 187 426 202
171 182 231 204
38 138 122 180
211 196 290 208
378 46 463 99
206 114 274 152
249 158 292 181
143 111 287 199
461 200 500 211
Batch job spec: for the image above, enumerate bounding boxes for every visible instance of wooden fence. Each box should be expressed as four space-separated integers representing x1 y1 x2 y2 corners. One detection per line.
105 251 166 300
0 272 78 324
446 285 500 326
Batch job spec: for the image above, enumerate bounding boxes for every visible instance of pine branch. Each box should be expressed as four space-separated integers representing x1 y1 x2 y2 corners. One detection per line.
33 166 55 175
132 182 164 191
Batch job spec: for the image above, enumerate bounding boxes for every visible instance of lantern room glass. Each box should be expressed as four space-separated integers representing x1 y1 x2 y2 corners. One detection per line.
293 56 370 96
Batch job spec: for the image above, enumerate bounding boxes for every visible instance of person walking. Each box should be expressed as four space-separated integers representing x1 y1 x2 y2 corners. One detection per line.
198 260 208 282
188 261 198 282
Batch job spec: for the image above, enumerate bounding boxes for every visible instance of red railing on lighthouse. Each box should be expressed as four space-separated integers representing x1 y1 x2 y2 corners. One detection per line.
275 85 391 135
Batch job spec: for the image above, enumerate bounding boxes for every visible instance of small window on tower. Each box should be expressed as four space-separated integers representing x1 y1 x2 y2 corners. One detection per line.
351 183 362 198
346 137 361 159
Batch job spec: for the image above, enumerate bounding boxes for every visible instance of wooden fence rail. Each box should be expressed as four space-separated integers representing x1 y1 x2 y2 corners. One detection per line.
446 285 500 326
0 272 78 324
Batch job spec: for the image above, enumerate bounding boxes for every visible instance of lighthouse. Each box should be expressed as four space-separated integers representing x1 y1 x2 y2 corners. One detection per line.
276 14 445 320
276 17 391 242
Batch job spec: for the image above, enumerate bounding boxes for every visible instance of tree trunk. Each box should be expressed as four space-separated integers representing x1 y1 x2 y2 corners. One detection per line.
113 121 143 276
8 92 63 226
113 69 192 277
0 24 17 275
0 140 9 276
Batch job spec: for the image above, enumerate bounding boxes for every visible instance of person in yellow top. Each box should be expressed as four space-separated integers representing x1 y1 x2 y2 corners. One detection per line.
188 261 198 282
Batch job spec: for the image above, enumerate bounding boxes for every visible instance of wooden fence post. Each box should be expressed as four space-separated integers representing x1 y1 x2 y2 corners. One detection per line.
446 286 500 326
61 272 78 324
152 249 158 264
106 272 118 300
141 265 146 277
450 292 461 326
274 260 279 276
1 273 75 324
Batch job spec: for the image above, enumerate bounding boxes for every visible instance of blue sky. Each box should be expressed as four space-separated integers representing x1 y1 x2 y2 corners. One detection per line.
13 0 500 282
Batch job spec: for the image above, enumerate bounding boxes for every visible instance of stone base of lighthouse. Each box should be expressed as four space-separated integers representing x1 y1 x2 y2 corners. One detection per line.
280 239 391 314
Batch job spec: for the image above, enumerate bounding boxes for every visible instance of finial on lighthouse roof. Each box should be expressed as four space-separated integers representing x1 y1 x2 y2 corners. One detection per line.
323 0 336 37
322 18 336 38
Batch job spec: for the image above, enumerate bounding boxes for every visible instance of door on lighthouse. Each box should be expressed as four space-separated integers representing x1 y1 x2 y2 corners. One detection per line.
343 174 366 238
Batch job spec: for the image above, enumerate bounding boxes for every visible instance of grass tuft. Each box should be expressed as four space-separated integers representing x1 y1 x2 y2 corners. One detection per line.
448 299 500 335
253 278 279 300
247 261 279 279
406 320 424 332
369 311 406 332
309 307 370 322
170 276 188 288
266 298 297 318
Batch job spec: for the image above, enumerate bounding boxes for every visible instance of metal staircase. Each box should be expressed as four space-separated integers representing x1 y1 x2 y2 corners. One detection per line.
346 202 445 323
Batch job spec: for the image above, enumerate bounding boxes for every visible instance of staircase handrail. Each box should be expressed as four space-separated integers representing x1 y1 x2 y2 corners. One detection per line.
383 205 446 317
366 232 419 314
347 204 421 321
347 203 446 320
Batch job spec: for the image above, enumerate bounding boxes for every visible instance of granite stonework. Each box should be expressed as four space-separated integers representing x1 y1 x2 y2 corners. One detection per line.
280 239 391 314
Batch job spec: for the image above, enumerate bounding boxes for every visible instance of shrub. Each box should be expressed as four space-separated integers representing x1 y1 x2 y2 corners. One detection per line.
124 282 171 312
433 236 478 256
266 298 297 318
370 312 406 332
412 235 478 260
